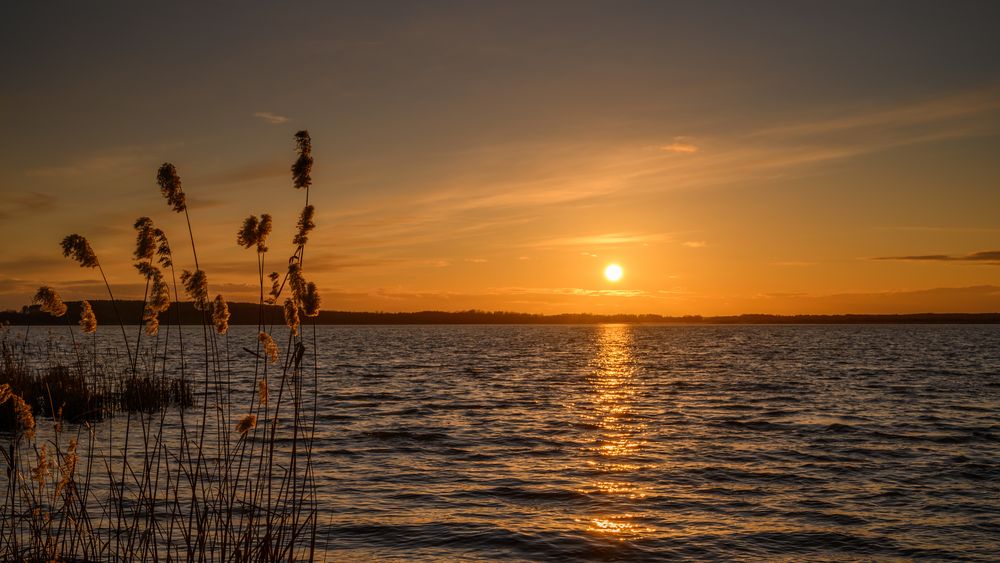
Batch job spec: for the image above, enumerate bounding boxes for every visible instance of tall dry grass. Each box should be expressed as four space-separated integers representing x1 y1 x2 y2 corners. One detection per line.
0 130 323 561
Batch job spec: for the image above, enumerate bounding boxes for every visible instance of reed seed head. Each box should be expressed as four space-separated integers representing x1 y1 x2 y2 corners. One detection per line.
55 438 78 499
133 216 156 261
291 130 313 189
135 262 157 280
0 384 36 439
283 297 300 336
266 271 280 304
256 213 272 253
237 215 259 249
258 331 279 363
154 228 173 268
79 300 97 333
141 266 170 336
258 378 269 405
61 234 98 268
32 444 51 487
293 205 316 246
302 282 321 317
212 294 230 334
180 269 209 310
287 261 307 304
156 162 187 212
33 286 67 317
149 272 170 313
236 413 257 435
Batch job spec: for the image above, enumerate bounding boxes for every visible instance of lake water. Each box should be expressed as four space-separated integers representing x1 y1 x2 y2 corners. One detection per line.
6 324 1000 560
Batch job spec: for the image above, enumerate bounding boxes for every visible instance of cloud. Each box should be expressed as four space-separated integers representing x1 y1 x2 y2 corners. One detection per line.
0 192 56 220
682 241 707 248
253 112 289 124
759 86 1000 139
875 250 1000 265
661 142 699 154
0 256 65 273
528 232 673 248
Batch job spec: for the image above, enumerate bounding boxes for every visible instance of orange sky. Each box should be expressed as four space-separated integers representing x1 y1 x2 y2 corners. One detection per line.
1 2 999 315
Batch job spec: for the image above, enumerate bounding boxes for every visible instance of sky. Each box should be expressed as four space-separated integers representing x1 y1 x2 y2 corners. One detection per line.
1 0 999 315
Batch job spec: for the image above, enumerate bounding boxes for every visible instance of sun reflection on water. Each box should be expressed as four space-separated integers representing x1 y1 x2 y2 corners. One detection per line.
580 324 655 540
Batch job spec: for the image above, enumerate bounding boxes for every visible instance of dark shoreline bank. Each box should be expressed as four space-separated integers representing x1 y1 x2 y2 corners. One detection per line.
4 301 999 325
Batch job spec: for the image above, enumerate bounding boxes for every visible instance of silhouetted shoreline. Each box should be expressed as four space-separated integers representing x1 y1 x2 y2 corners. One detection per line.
4 301 999 325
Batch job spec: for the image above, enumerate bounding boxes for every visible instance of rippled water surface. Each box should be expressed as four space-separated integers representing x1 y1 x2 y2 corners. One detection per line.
14 324 1000 560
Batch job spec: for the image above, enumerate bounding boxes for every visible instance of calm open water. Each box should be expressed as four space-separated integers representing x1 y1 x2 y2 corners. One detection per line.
10 324 1000 560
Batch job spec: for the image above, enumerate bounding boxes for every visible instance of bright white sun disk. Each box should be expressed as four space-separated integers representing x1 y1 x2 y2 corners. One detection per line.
604 264 623 282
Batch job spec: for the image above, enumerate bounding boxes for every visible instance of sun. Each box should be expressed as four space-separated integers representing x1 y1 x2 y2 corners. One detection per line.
604 263 623 282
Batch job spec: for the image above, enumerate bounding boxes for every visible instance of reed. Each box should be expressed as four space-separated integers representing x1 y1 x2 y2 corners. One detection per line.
1 130 323 561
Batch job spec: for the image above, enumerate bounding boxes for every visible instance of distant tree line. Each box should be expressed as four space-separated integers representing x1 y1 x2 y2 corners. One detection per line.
3 300 999 325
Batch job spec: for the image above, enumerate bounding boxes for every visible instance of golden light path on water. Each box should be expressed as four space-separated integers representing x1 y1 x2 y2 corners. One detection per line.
578 324 656 540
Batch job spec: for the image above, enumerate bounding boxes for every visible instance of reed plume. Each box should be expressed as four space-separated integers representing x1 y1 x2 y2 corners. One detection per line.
136 252 171 335
258 378 269 405
287 262 307 303
133 216 157 261
180 269 209 310
258 331 279 363
60 232 135 368
0 383 36 439
291 130 313 189
31 444 52 487
79 300 97 333
143 273 170 335
54 438 79 500
156 163 187 212
236 414 257 435
237 215 260 249
60 234 98 268
302 282 321 317
293 205 316 246
212 294 231 335
149 274 170 313
33 286 68 317
154 228 173 268
266 272 280 304
256 213 272 252
283 298 300 336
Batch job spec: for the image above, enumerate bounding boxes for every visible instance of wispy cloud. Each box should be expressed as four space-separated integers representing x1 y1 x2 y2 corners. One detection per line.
660 139 699 154
875 250 1000 265
408 86 1000 221
528 232 673 249
253 111 289 124
0 192 56 220
758 86 1000 138
682 240 707 248
488 286 649 298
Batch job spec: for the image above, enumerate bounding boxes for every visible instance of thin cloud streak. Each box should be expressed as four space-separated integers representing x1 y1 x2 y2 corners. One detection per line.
372 85 1000 225
527 232 674 249
253 111 289 124
875 250 1000 265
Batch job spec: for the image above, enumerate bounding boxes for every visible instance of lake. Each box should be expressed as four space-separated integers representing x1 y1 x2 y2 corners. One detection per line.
5 324 1000 560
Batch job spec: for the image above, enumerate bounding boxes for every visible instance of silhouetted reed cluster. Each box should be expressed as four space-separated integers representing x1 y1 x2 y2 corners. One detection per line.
1 131 323 561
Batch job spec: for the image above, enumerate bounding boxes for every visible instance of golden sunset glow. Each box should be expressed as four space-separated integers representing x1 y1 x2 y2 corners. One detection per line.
0 3 998 316
578 325 655 540
604 264 624 283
